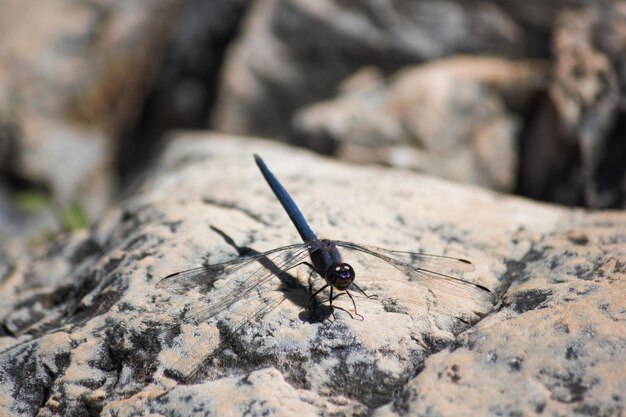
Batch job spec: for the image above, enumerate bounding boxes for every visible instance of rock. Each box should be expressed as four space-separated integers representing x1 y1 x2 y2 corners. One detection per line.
519 3 626 208
117 0 251 180
0 0 179 127
376 214 626 417
211 0 531 140
0 0 181 255
212 0 626 209
293 56 549 192
1 134 624 416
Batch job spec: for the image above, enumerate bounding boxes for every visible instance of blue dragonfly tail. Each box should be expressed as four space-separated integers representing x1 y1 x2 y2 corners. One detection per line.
254 155 318 242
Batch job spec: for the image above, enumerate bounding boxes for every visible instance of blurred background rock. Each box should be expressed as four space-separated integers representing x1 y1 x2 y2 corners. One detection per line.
1 0 625 256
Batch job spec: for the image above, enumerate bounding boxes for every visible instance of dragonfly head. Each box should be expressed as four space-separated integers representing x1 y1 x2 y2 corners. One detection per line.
327 263 355 290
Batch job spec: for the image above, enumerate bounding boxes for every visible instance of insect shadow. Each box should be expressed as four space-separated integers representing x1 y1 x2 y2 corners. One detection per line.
208 226 333 322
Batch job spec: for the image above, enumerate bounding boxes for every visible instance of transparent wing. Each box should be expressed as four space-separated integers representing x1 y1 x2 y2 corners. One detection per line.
161 288 295 383
155 243 316 294
156 243 315 322
333 241 495 320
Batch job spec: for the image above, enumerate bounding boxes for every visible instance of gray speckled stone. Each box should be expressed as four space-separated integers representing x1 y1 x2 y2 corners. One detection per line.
0 134 624 416
375 215 626 417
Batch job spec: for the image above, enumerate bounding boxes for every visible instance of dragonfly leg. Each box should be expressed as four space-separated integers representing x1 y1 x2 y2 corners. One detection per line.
309 283 329 318
329 304 356 320
298 261 323 293
351 282 378 300
327 291 363 320
328 287 337 320
299 261 322 275
344 290 364 320
310 284 365 321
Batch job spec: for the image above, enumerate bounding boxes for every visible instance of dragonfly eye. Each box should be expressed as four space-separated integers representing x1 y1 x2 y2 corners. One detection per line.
328 263 355 290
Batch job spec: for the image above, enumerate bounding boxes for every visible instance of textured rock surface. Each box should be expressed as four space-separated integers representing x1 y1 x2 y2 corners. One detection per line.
0 0 180 254
520 3 626 208
211 0 596 141
211 0 532 140
1 134 624 416
376 214 626 417
116 0 251 180
293 56 548 192
211 0 626 209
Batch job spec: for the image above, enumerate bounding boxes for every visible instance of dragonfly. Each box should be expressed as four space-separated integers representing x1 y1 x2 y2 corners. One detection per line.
156 155 495 323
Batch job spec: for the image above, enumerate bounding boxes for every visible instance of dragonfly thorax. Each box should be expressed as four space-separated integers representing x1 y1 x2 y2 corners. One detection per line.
326 263 355 290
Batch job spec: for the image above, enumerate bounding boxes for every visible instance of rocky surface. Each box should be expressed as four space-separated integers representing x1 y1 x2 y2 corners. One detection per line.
293 56 548 192
117 0 250 180
1 135 624 416
0 0 180 256
376 213 626 417
520 4 626 207
211 0 626 208
3 0 624 276
211 0 534 140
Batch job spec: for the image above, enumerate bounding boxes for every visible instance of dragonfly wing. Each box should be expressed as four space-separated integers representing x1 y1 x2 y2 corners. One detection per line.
156 243 315 322
333 241 495 318
156 243 316 383
334 241 493 300
337 241 474 276
156 243 311 293
156 265 225 295
186 246 313 323
166 289 293 383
